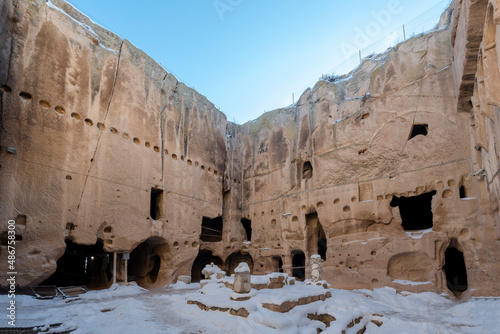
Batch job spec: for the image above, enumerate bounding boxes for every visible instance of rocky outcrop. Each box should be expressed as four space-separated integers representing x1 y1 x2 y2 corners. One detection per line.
0 0 229 287
0 0 499 297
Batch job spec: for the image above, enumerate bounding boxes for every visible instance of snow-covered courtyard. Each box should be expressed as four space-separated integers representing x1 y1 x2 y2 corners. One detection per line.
3 280 500 334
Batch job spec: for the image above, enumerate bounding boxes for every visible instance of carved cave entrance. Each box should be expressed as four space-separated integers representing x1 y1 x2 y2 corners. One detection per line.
200 216 223 242
459 175 471 199
272 255 284 273
408 123 428 140
241 218 252 241
191 249 223 282
443 241 468 296
306 211 327 261
225 251 254 275
42 239 112 289
390 191 437 230
292 250 306 281
150 187 164 220
459 185 467 199
303 161 313 179
128 237 169 287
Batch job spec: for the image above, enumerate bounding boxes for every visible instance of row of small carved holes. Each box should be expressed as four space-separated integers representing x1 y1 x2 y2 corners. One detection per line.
67 222 201 249
3 86 242 183
163 151 240 184
2 86 161 152
253 179 459 219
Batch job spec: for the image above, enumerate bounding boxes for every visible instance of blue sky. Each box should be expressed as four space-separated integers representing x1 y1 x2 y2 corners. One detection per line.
65 0 451 124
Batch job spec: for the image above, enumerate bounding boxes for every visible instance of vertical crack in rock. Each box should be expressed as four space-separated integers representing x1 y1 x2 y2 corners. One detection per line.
224 122 237 209
159 108 165 184
488 168 500 186
102 40 124 123
4 0 20 87
183 103 190 157
159 71 170 184
0 90 3 140
288 107 300 192
1 0 21 146
74 40 124 212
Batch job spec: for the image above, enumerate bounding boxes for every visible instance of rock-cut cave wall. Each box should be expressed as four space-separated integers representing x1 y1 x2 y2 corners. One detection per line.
0 0 499 297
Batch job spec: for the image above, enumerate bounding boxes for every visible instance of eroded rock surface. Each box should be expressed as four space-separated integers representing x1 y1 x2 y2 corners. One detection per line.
0 0 499 297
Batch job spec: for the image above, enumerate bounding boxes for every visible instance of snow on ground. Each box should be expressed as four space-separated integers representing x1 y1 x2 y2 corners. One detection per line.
405 228 434 239
3 282 500 334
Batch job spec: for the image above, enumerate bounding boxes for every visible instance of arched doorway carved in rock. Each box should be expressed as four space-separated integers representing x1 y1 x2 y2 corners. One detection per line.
225 251 254 275
128 237 170 287
443 239 468 296
190 249 223 282
306 209 327 261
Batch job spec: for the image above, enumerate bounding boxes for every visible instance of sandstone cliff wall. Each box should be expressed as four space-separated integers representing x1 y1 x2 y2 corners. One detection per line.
0 0 499 296
0 0 235 287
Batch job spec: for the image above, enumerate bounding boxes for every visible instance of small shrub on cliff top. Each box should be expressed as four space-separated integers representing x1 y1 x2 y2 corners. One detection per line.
320 72 343 83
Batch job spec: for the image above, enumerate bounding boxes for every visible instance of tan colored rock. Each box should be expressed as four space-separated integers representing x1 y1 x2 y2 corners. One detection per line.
177 275 191 284
186 300 249 318
261 291 332 313
387 252 434 282
268 274 287 289
307 313 336 328
201 263 224 280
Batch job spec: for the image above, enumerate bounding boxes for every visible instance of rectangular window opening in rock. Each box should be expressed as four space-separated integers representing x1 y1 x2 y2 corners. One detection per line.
201 217 223 242
150 188 164 220
241 218 252 241
390 191 436 231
